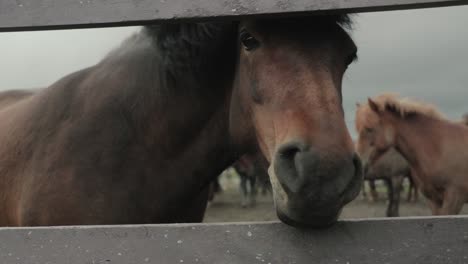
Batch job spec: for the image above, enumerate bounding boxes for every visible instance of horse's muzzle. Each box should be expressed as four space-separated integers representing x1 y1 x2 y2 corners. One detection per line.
272 140 363 228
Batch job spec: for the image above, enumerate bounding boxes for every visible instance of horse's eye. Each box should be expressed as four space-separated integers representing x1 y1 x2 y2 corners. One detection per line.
365 127 374 134
240 31 260 51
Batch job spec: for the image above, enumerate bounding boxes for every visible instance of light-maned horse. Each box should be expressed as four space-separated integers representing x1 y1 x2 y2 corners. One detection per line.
356 93 468 215
0 16 362 227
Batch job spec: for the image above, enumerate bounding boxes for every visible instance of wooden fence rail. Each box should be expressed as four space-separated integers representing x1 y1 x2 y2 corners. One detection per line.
1 0 468 32
0 216 467 264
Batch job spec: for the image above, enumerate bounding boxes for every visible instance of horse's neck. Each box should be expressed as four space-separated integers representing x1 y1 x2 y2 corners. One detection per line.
393 116 442 176
96 24 239 194
145 24 241 190
154 98 236 180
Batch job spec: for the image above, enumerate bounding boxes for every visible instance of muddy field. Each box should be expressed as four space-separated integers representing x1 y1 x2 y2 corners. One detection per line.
204 173 468 223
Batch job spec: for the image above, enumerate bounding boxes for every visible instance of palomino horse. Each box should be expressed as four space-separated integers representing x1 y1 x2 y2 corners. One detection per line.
356 93 468 215
0 16 362 227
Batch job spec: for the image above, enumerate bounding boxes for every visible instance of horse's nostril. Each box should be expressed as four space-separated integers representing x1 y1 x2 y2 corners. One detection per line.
279 145 301 161
278 141 308 160
274 141 312 193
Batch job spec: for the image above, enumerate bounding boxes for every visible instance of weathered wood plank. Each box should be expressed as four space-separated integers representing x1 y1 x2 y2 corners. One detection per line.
0 0 468 32
0 216 467 263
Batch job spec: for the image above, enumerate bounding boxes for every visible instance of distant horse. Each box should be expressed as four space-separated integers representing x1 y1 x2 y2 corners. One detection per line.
232 153 271 208
207 175 223 203
361 168 417 204
360 148 414 217
361 178 378 201
406 175 419 202
0 16 361 227
356 93 468 215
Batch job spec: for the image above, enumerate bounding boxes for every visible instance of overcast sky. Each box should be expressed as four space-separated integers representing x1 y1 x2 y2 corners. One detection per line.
0 5 467 138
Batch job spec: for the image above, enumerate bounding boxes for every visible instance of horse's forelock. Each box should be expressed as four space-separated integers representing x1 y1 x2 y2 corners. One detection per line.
335 14 354 30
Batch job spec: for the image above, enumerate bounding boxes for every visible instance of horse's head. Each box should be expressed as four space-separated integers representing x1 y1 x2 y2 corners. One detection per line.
355 99 396 167
230 16 362 228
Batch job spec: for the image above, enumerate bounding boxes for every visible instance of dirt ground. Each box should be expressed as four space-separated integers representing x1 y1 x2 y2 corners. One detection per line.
204 173 468 223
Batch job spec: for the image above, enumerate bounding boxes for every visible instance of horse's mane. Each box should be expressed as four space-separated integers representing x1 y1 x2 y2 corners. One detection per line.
328 14 354 29
98 14 352 100
101 22 238 87
89 21 239 116
371 93 445 120
102 13 353 65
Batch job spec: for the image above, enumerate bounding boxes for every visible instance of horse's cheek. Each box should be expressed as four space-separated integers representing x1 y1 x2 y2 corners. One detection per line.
384 126 395 146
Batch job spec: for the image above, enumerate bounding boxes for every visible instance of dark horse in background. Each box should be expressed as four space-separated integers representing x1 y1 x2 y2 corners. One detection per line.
0 15 362 227
232 153 271 208
361 148 417 217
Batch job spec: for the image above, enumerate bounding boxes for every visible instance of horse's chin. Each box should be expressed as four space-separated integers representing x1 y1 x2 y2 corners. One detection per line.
276 209 340 229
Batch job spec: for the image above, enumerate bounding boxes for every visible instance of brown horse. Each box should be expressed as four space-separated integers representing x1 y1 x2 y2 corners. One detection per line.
356 93 468 215
0 16 361 227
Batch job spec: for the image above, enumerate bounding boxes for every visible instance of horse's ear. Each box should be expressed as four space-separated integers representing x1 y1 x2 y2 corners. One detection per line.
368 98 380 113
356 102 361 108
